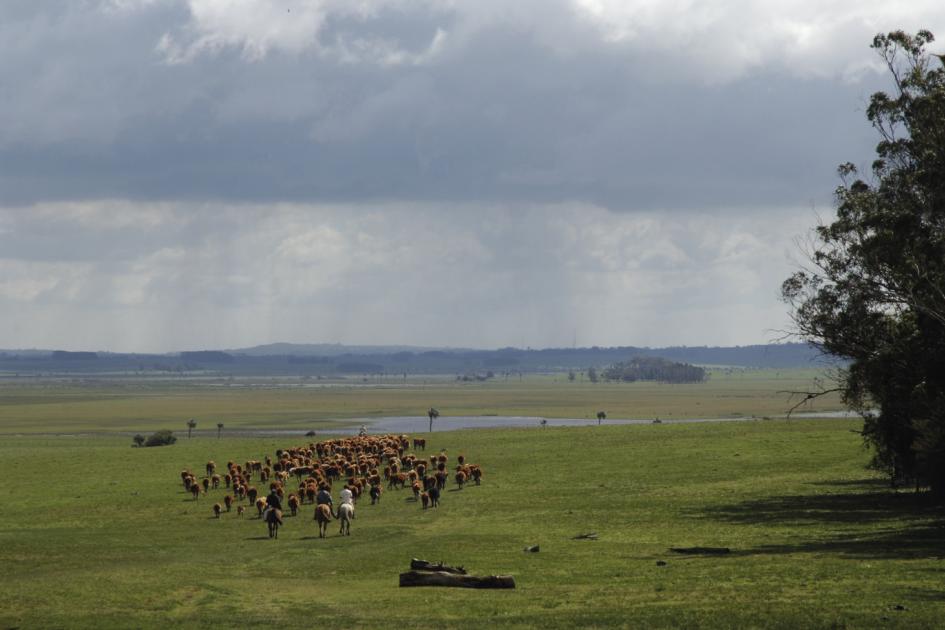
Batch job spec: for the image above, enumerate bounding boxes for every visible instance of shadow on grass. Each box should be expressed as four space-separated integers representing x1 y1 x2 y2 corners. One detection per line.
903 588 945 602
696 479 945 559
806 477 892 489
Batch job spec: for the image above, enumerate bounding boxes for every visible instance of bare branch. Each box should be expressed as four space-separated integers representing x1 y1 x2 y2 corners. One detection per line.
779 388 844 419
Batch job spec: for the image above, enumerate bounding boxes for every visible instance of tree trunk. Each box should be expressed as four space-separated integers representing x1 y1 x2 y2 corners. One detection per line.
399 571 514 589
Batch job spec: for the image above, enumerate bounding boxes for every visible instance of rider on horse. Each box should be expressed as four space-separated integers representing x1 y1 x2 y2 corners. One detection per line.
265 488 283 525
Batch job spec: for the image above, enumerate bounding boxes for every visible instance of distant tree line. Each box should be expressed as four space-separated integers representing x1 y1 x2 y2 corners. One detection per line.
0 343 822 377
602 357 706 384
51 350 98 360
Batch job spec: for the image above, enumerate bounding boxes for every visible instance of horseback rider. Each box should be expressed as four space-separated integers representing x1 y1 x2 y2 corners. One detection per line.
339 484 354 506
265 488 283 525
316 485 333 509
266 488 283 512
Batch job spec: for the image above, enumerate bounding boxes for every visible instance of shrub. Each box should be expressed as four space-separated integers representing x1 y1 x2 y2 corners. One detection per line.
144 430 177 447
132 434 145 447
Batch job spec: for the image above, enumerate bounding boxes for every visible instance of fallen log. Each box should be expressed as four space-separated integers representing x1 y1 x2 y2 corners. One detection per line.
572 532 598 540
410 558 467 575
399 571 515 589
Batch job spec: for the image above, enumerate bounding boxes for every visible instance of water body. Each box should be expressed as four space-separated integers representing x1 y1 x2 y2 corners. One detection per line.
327 412 853 435
789 410 870 419
25 412 857 439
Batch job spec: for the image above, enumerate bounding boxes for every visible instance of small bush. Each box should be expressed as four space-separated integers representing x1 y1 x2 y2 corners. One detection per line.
132 434 145 447
305 430 317 437
144 430 177 447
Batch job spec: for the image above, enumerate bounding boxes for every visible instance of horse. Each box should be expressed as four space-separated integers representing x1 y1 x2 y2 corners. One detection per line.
315 504 332 538
337 503 354 536
266 508 282 539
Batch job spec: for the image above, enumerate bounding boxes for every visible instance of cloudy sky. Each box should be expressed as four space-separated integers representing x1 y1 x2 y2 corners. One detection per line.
1 1 942 352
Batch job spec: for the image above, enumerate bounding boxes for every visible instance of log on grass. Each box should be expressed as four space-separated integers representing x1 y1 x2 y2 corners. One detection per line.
399 571 515 589
410 558 467 575
572 532 598 540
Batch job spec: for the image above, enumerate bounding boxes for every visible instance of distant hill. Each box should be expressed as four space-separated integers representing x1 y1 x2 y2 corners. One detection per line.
227 342 446 356
0 342 830 376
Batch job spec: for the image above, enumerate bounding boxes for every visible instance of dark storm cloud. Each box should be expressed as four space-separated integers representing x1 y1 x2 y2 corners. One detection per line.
1 0 933 208
2 2 943 352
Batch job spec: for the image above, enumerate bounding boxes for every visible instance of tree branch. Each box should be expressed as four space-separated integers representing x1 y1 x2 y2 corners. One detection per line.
779 388 844 418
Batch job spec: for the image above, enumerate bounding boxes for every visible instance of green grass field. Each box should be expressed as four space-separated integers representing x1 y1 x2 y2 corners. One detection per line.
3 418 944 628
0 368 844 434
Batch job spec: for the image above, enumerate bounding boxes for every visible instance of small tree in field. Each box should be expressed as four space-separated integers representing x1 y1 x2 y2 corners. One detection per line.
428 408 439 432
217 422 224 438
597 411 606 425
144 430 177 447
132 434 145 447
186 418 197 438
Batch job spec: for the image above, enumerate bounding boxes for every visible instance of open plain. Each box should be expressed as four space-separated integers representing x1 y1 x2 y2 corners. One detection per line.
3 370 943 628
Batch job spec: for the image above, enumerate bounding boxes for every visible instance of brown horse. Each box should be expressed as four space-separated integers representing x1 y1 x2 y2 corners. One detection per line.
266 508 282 539
315 504 332 538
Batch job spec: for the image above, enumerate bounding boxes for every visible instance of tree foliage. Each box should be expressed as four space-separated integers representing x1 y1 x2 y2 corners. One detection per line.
782 30 945 492
602 357 706 384
144 430 177 447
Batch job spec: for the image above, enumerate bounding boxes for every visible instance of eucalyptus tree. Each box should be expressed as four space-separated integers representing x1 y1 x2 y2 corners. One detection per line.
783 30 945 493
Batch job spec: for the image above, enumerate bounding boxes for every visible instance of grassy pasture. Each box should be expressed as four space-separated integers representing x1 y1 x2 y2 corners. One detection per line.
0 368 844 433
3 419 944 628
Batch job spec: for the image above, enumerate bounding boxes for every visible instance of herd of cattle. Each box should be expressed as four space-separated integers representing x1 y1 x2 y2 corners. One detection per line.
178 433 483 536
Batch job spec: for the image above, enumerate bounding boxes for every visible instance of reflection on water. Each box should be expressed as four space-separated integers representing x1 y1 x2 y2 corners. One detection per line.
331 413 845 435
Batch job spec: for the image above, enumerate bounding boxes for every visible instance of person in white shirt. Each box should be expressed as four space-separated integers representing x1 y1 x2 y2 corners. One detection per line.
340 485 354 506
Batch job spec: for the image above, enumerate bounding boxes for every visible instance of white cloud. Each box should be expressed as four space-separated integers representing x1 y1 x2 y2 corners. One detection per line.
572 0 945 82
158 0 447 64
153 0 945 81
0 202 819 351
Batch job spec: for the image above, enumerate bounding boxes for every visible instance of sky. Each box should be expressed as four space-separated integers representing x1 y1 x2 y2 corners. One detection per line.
1 1 943 353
